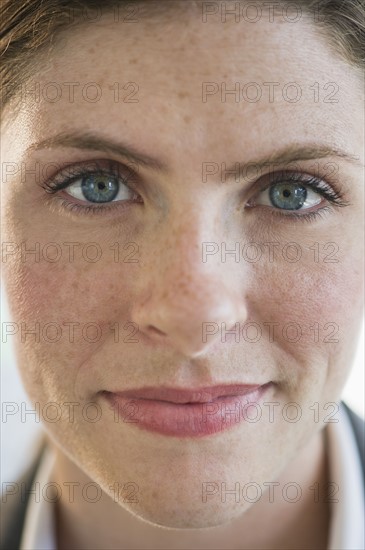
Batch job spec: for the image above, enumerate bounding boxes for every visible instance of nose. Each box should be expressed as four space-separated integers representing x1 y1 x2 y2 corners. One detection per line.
131 226 248 358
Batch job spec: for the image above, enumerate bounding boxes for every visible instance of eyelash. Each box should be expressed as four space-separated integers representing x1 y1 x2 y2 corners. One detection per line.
251 171 349 223
41 160 140 217
41 162 350 221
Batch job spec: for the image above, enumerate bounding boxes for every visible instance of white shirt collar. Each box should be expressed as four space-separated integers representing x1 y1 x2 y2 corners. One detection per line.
19 445 57 550
19 403 364 550
326 404 365 549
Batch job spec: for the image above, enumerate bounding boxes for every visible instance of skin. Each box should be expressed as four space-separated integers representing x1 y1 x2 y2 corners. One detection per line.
1 4 364 549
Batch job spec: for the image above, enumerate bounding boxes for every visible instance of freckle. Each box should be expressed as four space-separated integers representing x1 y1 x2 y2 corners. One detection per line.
129 58 138 65
183 114 191 124
89 47 95 54
178 91 188 100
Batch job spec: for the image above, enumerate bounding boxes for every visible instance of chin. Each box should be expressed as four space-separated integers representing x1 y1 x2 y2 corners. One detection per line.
117 493 246 530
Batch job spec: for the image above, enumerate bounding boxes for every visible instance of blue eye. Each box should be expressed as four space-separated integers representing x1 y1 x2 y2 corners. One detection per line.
249 171 350 221
269 182 310 210
65 173 137 204
257 180 322 211
79 174 120 203
254 175 336 213
41 160 142 213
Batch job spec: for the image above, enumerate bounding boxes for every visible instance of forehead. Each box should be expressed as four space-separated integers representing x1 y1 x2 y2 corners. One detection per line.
5 9 364 167
47 11 352 89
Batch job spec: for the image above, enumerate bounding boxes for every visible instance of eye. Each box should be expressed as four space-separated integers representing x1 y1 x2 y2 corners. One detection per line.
247 168 350 216
256 181 322 211
65 173 136 204
41 160 143 216
246 171 349 222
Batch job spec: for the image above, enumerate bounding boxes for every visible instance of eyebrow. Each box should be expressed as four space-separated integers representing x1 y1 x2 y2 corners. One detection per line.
29 131 168 172
29 130 362 179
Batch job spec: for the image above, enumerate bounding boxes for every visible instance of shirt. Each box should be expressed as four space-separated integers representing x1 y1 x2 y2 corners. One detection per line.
19 404 365 550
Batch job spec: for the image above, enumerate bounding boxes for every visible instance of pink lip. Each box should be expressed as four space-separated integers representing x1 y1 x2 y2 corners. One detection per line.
101 383 273 437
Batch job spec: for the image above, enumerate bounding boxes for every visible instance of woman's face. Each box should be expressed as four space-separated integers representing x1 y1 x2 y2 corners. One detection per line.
1 7 364 529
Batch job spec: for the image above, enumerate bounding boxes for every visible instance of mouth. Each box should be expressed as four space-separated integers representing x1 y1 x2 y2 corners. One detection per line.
100 382 274 438
103 384 265 403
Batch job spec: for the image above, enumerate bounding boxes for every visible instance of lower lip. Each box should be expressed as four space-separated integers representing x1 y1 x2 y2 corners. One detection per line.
102 383 273 438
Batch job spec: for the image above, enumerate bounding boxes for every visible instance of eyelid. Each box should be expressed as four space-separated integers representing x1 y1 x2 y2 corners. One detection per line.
243 169 350 226
41 158 139 194
255 171 325 194
249 170 347 205
40 161 350 220
255 183 322 209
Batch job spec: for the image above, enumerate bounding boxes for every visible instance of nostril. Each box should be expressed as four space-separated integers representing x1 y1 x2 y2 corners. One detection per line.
147 325 166 337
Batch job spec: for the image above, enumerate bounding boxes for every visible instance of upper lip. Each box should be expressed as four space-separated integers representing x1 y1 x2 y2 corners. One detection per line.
104 384 267 404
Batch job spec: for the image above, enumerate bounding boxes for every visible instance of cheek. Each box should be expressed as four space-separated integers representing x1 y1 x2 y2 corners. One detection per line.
254 261 360 329
1 191 139 358
2 249 138 403
249 246 364 398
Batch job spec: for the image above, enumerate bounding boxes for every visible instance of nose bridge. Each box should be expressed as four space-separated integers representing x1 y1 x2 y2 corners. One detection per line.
148 203 226 303
131 208 248 357
162 224 210 292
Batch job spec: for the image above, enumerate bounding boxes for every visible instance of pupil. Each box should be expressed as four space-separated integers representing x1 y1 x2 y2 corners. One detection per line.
283 189 291 197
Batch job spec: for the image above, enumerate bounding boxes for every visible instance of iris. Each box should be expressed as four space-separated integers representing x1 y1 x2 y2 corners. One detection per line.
269 183 307 210
81 175 119 203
